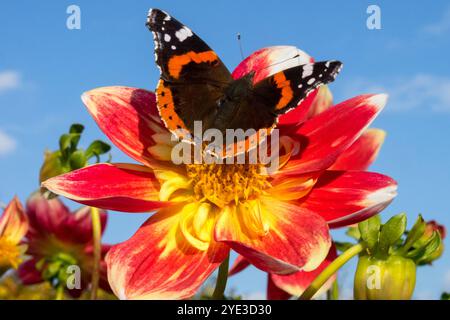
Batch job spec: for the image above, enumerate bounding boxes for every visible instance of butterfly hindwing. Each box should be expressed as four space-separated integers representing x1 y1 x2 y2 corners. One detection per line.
252 60 343 115
146 9 232 137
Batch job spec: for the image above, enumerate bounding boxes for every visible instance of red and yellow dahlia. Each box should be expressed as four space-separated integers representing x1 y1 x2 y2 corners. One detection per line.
43 46 397 299
0 197 28 274
18 193 111 297
229 83 389 299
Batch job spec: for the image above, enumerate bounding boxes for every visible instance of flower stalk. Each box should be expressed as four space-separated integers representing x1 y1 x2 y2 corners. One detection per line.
90 207 102 300
300 243 365 300
212 252 230 299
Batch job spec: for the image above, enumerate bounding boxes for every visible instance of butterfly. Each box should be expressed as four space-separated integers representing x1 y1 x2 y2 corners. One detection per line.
146 8 343 157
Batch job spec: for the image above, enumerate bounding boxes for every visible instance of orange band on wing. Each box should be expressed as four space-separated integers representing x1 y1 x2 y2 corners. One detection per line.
273 72 294 110
168 51 219 79
156 80 188 134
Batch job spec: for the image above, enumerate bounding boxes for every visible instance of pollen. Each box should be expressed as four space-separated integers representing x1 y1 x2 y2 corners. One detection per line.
186 163 271 208
0 237 22 270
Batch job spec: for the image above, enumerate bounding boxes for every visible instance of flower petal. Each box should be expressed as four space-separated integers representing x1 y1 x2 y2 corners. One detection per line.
25 192 70 238
330 128 386 171
228 255 251 276
18 258 43 285
61 206 108 244
106 204 229 299
42 163 170 213
301 171 397 228
280 94 388 175
232 46 313 83
215 197 330 274
82 86 169 167
270 244 337 298
0 197 28 244
267 275 292 300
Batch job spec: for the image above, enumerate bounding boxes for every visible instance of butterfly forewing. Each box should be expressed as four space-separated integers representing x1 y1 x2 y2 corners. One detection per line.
146 8 232 136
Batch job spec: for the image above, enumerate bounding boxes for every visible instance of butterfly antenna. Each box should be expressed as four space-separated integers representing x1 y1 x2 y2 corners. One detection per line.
237 33 244 60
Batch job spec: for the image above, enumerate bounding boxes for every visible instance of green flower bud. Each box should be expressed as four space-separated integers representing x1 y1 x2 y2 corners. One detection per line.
354 255 416 300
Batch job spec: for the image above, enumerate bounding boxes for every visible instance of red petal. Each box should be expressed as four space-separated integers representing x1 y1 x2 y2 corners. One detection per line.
267 275 292 300
42 163 170 213
301 171 397 228
232 46 313 83
60 206 108 244
330 128 386 171
214 197 330 274
228 255 250 276
270 244 338 298
280 94 388 176
82 86 168 167
0 196 28 244
106 205 229 299
26 192 70 238
18 258 42 285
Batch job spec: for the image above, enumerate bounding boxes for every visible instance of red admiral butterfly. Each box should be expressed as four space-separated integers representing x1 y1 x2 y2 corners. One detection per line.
147 9 342 157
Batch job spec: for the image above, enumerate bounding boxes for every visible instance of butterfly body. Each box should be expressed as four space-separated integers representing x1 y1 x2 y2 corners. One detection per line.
147 8 343 154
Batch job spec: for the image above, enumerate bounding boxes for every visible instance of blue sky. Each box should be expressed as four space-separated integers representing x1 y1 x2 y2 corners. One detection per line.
1 0 449 299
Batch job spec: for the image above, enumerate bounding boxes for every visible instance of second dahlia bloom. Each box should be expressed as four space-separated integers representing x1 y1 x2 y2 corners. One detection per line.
18 193 111 297
43 46 397 299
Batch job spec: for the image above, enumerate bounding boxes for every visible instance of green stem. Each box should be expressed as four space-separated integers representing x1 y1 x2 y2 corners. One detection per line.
55 285 64 300
90 207 102 300
299 243 365 300
327 279 339 300
212 253 230 300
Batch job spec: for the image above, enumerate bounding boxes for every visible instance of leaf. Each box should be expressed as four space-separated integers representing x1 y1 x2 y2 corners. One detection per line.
85 140 111 160
403 214 426 251
358 214 381 252
69 123 84 134
346 226 361 240
69 150 87 170
378 213 407 256
335 241 355 252
416 231 441 265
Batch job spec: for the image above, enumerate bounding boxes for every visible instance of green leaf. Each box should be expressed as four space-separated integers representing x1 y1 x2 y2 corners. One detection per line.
85 140 111 160
403 214 426 252
346 226 361 240
69 123 84 134
378 213 407 256
335 241 355 252
358 215 381 252
416 231 441 264
69 150 87 170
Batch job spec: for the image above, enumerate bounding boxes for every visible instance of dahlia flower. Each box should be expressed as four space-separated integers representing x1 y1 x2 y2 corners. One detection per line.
18 192 111 297
229 84 389 299
43 46 397 299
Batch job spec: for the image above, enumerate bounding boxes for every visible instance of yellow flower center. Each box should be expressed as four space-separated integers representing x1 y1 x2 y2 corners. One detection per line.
186 163 271 208
0 237 22 270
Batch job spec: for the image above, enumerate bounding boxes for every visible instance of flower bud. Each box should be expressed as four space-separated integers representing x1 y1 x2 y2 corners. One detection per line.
354 255 416 300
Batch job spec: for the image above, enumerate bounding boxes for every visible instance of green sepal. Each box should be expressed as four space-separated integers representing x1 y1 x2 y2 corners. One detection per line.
358 214 381 253
377 213 406 257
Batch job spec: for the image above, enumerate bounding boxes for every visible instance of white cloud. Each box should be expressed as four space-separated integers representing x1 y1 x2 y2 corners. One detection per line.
0 129 17 156
341 74 450 113
0 71 21 94
423 7 450 35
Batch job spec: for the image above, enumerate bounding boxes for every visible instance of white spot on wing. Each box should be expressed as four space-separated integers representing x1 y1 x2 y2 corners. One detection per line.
164 34 171 42
302 64 314 78
175 26 193 42
307 78 315 85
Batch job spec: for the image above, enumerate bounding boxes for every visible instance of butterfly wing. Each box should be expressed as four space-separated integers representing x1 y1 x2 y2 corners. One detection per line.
146 9 232 137
251 60 343 116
